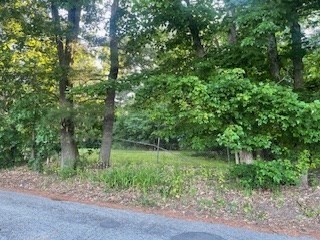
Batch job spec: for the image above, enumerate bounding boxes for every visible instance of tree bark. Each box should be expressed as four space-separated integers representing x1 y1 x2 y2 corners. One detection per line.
188 19 205 57
228 22 237 45
31 128 36 160
99 0 119 168
239 150 254 164
235 151 240 164
184 0 205 57
267 33 281 81
289 9 304 90
227 8 237 45
224 4 253 165
51 2 80 169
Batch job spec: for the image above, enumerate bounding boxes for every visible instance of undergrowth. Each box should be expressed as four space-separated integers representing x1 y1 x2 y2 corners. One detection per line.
93 163 217 198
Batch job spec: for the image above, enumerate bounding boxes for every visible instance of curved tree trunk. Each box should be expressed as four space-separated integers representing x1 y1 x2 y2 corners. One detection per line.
99 0 119 168
51 2 80 169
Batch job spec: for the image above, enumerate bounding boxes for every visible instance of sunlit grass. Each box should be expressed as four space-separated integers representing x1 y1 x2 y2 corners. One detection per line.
79 148 230 171
76 148 230 198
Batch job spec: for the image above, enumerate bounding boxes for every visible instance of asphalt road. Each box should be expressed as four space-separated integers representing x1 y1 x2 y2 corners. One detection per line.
0 190 315 240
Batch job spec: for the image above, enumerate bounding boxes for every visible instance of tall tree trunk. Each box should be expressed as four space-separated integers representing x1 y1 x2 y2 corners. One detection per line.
228 22 237 45
288 8 307 184
51 2 80 169
31 128 36 160
227 8 237 45
224 3 253 164
289 9 304 90
188 20 205 57
99 0 119 168
267 33 281 81
184 0 205 57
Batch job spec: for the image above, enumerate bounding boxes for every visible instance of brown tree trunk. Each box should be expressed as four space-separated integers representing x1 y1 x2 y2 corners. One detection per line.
268 33 281 81
224 4 253 165
239 150 254 164
235 151 240 164
235 150 253 164
184 0 205 57
51 2 80 169
290 9 304 90
227 8 237 45
31 128 36 160
228 22 237 45
188 20 205 57
99 0 119 168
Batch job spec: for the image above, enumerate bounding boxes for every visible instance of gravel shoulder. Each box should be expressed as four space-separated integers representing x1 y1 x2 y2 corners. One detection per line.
0 166 319 239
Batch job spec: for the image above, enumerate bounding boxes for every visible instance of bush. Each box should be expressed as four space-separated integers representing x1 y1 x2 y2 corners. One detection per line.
229 160 300 189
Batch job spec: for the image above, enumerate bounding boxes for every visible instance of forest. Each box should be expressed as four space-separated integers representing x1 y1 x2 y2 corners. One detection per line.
1 0 320 189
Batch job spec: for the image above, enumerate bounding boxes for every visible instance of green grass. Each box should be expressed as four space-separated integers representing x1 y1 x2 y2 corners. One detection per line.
73 148 231 198
79 148 229 169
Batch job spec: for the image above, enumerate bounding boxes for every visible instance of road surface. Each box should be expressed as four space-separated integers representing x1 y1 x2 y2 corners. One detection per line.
0 190 314 240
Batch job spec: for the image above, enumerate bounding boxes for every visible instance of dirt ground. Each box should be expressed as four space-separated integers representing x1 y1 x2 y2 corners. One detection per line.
0 166 319 239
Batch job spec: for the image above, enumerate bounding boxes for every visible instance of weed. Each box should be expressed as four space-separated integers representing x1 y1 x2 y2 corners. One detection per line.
226 201 239 213
59 168 76 179
214 196 226 208
139 195 158 207
198 198 215 210
243 202 254 215
272 192 286 209
298 202 320 218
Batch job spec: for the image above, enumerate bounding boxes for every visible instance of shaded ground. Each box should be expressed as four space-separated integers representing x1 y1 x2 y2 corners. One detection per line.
0 166 319 239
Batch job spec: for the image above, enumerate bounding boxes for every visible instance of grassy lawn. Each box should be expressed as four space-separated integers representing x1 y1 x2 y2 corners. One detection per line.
79 148 230 169
74 148 231 198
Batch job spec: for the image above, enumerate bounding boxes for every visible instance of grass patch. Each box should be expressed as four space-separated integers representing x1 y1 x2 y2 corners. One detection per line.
79 148 230 169
95 164 197 198
75 148 231 198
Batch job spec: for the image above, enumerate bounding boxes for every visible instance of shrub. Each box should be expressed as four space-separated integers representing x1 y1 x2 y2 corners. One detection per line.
229 160 300 189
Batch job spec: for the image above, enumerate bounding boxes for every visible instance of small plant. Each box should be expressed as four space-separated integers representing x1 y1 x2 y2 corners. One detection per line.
198 198 215 211
243 202 253 215
28 157 43 172
59 167 77 179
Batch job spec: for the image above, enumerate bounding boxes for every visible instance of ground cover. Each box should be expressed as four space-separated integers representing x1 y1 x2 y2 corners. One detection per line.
0 149 319 239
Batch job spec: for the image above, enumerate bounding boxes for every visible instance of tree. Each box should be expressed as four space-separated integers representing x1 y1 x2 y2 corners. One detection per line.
286 1 305 90
50 0 82 169
99 0 120 168
0 0 59 169
135 69 320 166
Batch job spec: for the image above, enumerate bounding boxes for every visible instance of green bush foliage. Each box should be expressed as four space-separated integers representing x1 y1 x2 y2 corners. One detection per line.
229 160 300 189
